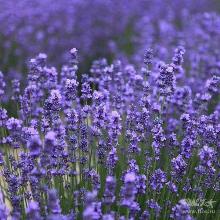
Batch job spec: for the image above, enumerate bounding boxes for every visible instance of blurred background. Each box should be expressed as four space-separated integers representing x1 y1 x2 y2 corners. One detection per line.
1 0 220 68
0 0 220 103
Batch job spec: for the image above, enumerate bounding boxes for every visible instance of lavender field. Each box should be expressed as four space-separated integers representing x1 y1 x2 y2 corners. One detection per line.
0 0 220 219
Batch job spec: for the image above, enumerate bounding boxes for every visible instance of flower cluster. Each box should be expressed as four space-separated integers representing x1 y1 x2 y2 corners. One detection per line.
0 45 219 219
0 1 220 218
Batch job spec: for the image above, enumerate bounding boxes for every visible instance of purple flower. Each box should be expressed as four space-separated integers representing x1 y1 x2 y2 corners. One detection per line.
108 111 122 143
64 79 78 102
6 118 23 131
151 119 166 159
0 71 5 100
156 64 176 97
83 204 101 220
0 108 8 127
0 7 220 218
83 191 101 220
172 46 185 66
70 48 78 68
150 169 167 191
140 210 150 220
120 172 137 208
43 67 58 90
36 53 47 67
102 212 115 220
103 176 116 206
44 131 57 154
27 134 42 157
45 89 62 112
137 174 147 194
26 201 42 220
170 199 193 220
88 169 100 191
166 181 178 193
0 192 9 220
107 147 118 172
81 75 92 101
198 145 216 167
128 159 139 174
144 48 153 66
47 189 61 214
65 109 79 132
93 91 105 105
147 199 161 217
171 86 192 112
171 154 187 178
11 79 20 101
205 75 220 95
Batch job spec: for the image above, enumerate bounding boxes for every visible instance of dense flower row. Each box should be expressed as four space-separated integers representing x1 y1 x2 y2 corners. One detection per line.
0 45 219 219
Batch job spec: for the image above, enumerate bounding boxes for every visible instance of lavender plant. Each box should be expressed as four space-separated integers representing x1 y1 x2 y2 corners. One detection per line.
0 1 220 219
0 44 219 219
